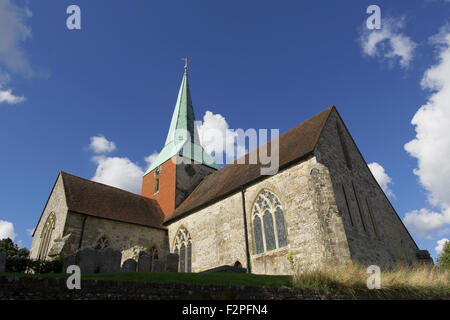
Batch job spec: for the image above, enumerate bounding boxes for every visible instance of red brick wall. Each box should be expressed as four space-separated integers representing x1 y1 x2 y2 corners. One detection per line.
141 157 177 216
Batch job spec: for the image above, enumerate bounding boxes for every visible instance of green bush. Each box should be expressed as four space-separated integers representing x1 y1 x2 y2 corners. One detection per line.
5 256 63 274
0 238 29 257
437 241 450 269
5 256 29 273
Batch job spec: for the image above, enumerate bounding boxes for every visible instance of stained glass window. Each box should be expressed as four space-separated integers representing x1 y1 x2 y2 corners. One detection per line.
275 207 287 247
173 227 192 272
253 216 264 254
251 190 288 254
149 246 158 271
263 210 276 251
186 241 192 273
179 243 186 273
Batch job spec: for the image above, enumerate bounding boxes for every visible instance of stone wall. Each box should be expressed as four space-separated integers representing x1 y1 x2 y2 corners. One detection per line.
314 109 419 267
64 212 169 264
0 276 446 300
168 156 352 275
167 109 421 274
29 174 69 260
168 192 248 273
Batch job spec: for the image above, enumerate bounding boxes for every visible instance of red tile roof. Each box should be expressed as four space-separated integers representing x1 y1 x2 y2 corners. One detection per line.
61 172 165 229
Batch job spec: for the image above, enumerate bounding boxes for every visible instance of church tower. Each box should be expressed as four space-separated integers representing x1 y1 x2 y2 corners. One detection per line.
141 62 219 216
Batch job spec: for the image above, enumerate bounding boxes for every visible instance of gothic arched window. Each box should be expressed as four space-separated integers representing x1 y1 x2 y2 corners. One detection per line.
173 227 192 273
37 212 56 261
252 190 287 254
149 246 159 271
95 235 110 249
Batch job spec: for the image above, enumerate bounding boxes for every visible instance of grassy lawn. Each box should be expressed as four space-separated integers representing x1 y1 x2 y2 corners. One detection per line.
0 271 293 288
1 264 448 296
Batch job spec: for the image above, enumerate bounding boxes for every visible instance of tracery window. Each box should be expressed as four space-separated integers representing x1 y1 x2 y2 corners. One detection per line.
37 212 56 261
95 235 110 249
149 246 159 271
173 227 192 272
252 190 287 254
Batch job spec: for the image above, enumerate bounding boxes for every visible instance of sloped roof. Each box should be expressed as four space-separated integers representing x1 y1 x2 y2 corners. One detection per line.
164 106 335 224
61 172 165 229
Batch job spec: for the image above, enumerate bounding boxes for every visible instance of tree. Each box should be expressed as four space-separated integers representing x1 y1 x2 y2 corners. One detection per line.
437 241 450 269
0 238 29 257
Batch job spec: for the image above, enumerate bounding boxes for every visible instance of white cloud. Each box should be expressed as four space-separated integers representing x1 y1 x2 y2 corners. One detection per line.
404 208 450 237
0 0 33 104
0 85 25 104
26 228 34 236
89 111 241 192
89 135 117 154
196 110 246 164
0 0 33 76
0 220 16 240
368 162 395 198
435 238 449 254
91 156 144 194
403 26 450 238
360 17 417 68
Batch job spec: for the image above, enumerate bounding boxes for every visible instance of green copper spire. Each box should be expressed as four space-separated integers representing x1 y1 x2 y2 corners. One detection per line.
164 67 200 146
145 65 219 175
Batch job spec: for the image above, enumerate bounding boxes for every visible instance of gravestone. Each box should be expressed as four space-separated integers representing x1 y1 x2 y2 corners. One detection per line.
76 247 98 274
166 253 179 272
121 258 137 272
153 259 165 272
62 254 76 273
0 252 6 273
98 247 121 273
137 253 151 272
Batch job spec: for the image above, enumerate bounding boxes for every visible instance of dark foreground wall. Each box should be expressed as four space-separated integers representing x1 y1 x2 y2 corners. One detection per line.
0 276 447 300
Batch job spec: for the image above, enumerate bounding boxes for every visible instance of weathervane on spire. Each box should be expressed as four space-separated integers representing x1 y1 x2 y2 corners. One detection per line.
181 57 188 72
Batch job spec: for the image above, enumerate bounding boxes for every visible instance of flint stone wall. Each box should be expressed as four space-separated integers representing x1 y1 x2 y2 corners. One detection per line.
314 109 420 267
63 212 169 265
168 156 350 275
29 175 69 261
166 109 423 275
0 276 447 300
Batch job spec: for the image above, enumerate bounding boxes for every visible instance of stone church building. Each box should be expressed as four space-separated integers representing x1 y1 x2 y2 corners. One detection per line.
29 66 431 274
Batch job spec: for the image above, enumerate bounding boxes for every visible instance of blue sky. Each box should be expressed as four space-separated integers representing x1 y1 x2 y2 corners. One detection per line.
0 0 449 260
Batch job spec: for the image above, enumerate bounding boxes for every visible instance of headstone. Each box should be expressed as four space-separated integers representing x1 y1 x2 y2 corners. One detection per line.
153 259 165 272
76 247 98 274
98 247 122 273
62 254 76 273
121 258 137 272
166 253 179 272
0 252 6 273
137 253 151 272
